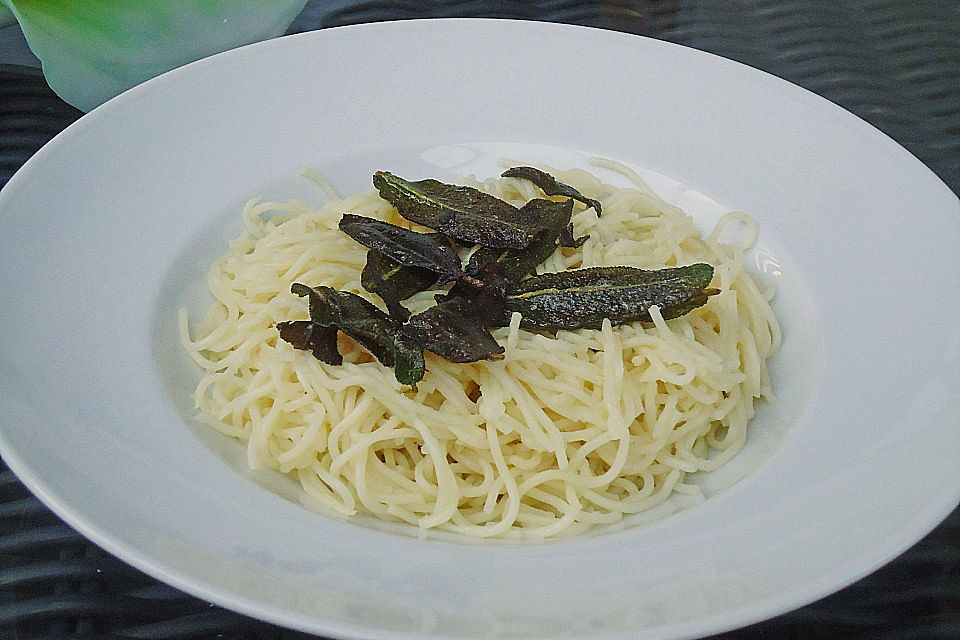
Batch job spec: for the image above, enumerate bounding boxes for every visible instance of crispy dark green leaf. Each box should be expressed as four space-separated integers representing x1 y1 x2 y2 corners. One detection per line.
463 262 510 328
467 199 575 282
657 288 721 321
402 297 505 363
284 284 428 384
291 282 337 326
505 264 715 330
361 250 438 321
339 214 462 282
373 171 535 249
559 223 588 248
302 285 400 365
276 320 341 365
502 166 602 215
392 333 426 388
282 283 426 385
434 261 510 326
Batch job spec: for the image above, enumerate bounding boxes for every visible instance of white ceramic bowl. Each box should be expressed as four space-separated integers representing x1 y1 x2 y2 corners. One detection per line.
0 19 957 640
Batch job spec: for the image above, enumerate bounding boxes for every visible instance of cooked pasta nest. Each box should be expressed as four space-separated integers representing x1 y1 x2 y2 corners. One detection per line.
180 160 780 539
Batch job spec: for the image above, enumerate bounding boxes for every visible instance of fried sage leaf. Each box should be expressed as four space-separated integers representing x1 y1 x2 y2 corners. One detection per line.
373 171 535 249
559 223 587 249
467 198 575 282
276 320 341 365
289 283 396 364
459 262 511 328
290 282 337 326
392 335 426 388
657 288 721 321
339 214 462 282
402 297 505 363
361 250 439 321
502 166 602 215
434 261 510 330
282 283 426 386
505 264 715 330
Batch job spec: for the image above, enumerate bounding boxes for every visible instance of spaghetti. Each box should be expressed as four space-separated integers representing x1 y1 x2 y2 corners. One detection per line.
180 161 780 539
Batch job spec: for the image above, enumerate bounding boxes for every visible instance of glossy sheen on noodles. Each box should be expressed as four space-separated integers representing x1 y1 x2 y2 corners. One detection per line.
179 161 780 539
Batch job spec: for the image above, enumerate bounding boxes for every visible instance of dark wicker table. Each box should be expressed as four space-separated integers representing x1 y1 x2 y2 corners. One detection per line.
1 2 957 638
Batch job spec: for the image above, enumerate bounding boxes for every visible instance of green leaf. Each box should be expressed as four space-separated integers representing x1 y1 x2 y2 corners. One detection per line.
505 264 716 330
290 282 336 326
373 171 538 249
655 288 721 321
391 333 425 389
3 0 307 111
294 284 400 364
276 320 341 365
284 283 426 387
559 223 588 249
502 166 603 215
401 297 505 363
467 198 574 282
340 214 462 282
360 250 439 321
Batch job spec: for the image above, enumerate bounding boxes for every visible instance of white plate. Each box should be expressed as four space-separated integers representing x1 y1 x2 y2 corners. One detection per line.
0 18 957 640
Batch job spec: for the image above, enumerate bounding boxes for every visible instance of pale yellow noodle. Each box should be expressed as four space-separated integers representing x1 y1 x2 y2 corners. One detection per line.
180 165 779 539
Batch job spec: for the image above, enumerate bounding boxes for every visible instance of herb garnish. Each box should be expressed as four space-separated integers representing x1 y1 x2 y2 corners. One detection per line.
277 169 719 386
502 165 603 216
360 250 438 321
467 198 575 282
277 320 340 365
339 214 462 321
402 296 505 363
373 171 539 249
280 283 425 386
339 215 462 282
504 264 716 330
